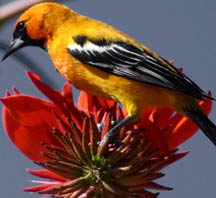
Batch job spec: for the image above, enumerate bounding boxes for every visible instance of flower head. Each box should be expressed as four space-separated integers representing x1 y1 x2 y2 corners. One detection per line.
1 71 212 198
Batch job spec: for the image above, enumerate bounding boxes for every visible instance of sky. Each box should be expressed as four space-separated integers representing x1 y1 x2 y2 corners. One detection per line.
0 0 216 198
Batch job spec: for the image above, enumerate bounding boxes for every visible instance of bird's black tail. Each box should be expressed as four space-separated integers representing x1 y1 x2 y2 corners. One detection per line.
183 105 216 146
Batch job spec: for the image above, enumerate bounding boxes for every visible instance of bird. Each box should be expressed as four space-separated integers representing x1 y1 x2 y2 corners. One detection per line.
2 2 216 146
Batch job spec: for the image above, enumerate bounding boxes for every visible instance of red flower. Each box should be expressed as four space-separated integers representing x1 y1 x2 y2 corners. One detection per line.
1 71 212 198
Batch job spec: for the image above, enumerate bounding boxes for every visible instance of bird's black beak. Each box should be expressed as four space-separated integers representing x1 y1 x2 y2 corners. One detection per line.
2 20 46 61
2 37 25 61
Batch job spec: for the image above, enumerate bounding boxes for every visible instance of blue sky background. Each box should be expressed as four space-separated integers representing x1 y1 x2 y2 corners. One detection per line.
0 0 216 197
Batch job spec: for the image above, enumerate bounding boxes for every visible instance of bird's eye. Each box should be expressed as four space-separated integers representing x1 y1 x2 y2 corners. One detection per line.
13 21 27 39
16 21 26 31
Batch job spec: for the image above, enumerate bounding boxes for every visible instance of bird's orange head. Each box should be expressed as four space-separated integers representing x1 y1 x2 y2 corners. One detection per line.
2 2 75 60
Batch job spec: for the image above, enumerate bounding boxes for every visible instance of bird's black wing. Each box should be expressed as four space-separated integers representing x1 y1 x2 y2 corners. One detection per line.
67 36 210 100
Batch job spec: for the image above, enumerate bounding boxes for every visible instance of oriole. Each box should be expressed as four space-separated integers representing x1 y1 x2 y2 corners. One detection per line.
2 2 216 146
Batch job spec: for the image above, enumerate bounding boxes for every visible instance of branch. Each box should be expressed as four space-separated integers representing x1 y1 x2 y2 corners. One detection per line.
0 0 67 25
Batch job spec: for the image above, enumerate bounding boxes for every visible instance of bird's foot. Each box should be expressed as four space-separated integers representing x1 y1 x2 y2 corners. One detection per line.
99 116 133 146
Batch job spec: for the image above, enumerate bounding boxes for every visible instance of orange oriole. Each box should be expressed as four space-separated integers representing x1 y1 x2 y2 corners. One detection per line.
2 2 216 146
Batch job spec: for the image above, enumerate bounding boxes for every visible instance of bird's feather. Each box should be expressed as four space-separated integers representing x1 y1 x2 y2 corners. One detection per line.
67 36 210 100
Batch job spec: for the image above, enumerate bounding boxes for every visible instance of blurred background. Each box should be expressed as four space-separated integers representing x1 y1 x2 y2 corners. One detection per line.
0 0 216 197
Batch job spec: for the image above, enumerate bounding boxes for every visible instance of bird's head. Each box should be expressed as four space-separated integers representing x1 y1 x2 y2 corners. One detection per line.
2 2 74 61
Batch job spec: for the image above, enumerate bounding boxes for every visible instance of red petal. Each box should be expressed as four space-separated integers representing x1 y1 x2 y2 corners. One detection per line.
139 120 169 153
154 150 189 171
148 107 174 129
61 82 74 108
78 91 115 114
97 97 116 109
27 71 83 130
143 182 172 191
26 168 66 181
27 70 70 117
166 117 198 150
135 190 159 198
24 183 58 192
166 99 212 150
1 95 62 161
5 90 11 97
77 91 99 114
12 86 20 95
